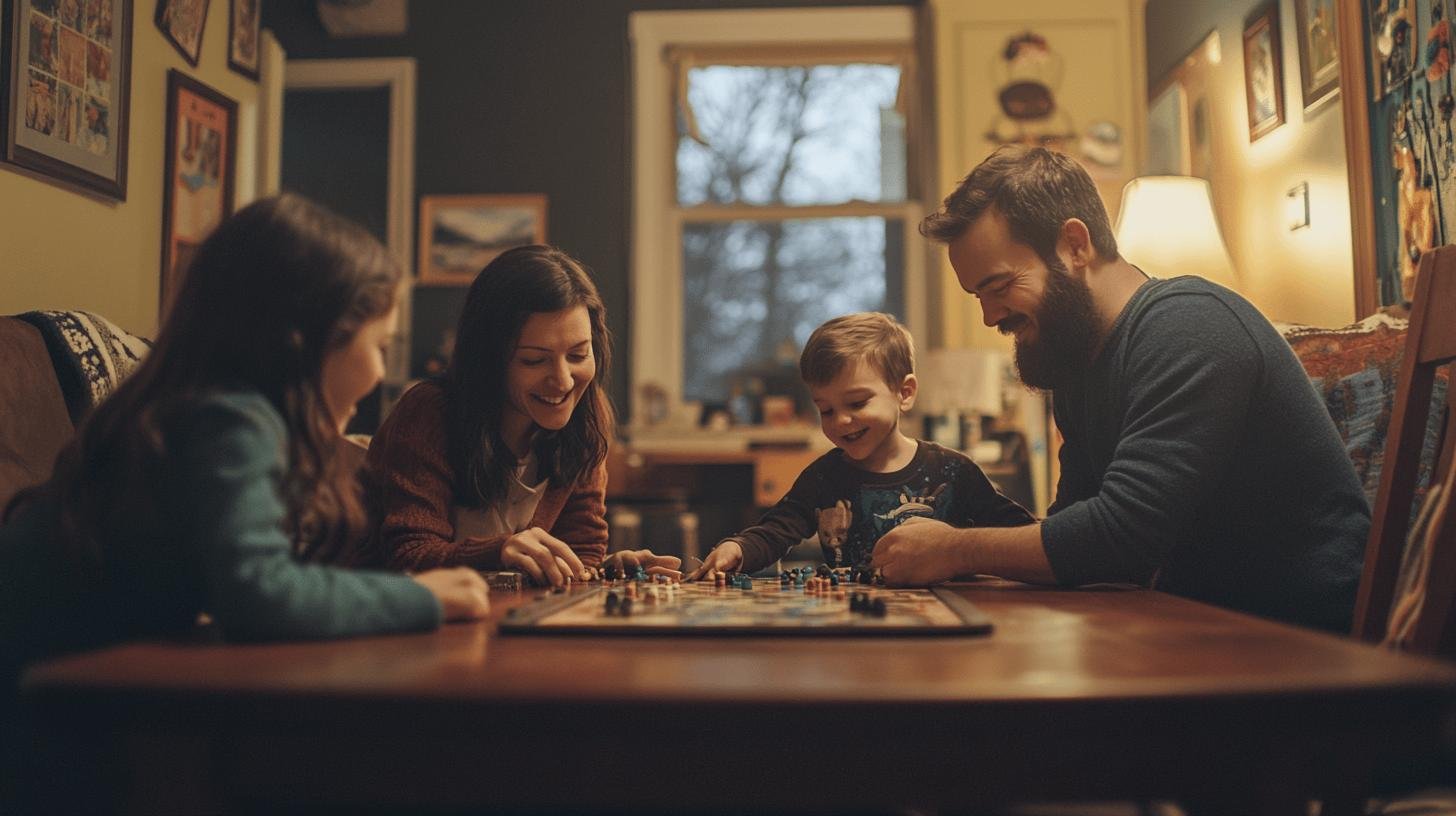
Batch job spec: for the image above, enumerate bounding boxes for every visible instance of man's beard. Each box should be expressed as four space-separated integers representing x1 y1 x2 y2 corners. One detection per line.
1006 258 1102 391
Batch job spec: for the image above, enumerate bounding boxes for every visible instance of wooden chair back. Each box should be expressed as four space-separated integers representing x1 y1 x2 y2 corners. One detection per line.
1352 246 1456 656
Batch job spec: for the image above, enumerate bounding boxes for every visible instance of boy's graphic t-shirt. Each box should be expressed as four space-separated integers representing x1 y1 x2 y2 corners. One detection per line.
730 441 1035 572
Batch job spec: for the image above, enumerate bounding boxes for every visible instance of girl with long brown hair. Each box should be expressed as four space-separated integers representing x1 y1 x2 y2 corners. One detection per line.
0 194 489 676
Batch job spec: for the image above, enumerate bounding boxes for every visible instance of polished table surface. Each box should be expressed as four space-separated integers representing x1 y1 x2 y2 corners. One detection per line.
21 581 1456 813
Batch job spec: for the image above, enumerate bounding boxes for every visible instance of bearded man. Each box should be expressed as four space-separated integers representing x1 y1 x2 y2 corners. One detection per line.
872 146 1368 632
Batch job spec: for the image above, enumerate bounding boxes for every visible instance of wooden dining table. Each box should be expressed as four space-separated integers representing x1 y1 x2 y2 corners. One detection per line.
19 580 1456 814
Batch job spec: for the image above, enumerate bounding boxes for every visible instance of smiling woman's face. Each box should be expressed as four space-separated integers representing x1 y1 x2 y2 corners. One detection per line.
500 305 596 452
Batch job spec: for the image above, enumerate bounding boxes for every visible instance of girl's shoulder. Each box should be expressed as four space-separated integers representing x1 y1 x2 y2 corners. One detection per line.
174 389 288 453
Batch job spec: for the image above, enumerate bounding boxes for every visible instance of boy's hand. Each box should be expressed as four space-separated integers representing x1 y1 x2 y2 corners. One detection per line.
684 540 744 581
603 549 683 581
870 517 971 586
502 527 590 587
411 568 490 621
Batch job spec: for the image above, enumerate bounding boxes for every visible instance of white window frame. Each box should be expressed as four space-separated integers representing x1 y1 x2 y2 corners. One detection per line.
629 8 925 419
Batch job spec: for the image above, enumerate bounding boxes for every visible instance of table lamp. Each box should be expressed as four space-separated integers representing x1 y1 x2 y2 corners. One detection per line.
1113 176 1238 290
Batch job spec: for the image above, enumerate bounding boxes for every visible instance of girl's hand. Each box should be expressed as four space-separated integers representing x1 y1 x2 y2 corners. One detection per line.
684 540 744 581
411 568 490 621
502 527 590 587
602 549 683 581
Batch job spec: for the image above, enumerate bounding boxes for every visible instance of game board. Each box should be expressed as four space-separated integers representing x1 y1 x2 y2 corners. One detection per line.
498 579 992 637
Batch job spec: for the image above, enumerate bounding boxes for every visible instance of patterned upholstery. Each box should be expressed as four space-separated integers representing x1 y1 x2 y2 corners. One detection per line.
1279 314 1450 515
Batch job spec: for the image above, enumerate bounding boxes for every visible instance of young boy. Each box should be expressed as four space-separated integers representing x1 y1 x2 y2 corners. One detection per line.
686 312 1033 580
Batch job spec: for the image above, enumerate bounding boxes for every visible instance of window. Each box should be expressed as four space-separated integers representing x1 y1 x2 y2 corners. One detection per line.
631 9 924 420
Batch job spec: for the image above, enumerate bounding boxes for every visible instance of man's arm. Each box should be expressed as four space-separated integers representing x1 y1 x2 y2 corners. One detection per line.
872 517 1054 586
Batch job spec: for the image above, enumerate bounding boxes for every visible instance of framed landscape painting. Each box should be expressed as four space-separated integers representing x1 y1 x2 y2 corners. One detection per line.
2 0 132 199
160 70 235 317
417 194 547 285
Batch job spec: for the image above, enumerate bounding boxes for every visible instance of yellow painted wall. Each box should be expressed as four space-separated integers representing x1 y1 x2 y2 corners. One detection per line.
1183 2 1356 327
930 0 1146 350
0 4 260 338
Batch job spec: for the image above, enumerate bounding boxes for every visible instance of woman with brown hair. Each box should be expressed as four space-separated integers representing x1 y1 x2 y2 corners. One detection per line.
369 245 678 585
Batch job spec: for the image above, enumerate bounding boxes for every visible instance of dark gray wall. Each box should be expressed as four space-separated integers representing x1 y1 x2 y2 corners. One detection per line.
263 0 914 417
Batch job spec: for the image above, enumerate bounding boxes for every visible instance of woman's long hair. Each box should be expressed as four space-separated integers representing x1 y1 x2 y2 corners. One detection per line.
445 245 614 508
17 194 400 568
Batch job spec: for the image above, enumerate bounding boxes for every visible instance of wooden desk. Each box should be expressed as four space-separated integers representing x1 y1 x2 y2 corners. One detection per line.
608 444 823 508
19 583 1456 814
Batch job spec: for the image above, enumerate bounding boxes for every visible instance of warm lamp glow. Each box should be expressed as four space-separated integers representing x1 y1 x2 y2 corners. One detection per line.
1114 176 1238 290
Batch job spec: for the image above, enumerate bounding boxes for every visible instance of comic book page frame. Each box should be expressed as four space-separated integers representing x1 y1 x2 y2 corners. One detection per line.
1 0 132 199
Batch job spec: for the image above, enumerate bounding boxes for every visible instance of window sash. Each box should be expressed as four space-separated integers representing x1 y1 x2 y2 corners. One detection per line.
631 8 922 420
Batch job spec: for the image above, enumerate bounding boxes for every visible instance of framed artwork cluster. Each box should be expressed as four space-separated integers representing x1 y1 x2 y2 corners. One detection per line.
154 0 256 77
1240 0 1341 143
2 0 133 198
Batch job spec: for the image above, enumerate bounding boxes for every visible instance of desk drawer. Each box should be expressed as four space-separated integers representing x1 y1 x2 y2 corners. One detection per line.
754 449 820 506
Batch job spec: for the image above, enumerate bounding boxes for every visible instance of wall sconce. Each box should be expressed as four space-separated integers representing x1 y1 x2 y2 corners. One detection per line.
1286 181 1311 231
1115 176 1238 289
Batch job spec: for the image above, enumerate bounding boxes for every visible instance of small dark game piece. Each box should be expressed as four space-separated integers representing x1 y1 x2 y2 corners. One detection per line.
604 592 620 614
870 598 888 617
620 598 634 617
604 562 621 580
815 563 832 578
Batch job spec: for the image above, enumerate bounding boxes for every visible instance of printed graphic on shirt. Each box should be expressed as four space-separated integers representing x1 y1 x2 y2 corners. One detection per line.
815 499 852 566
821 476 959 567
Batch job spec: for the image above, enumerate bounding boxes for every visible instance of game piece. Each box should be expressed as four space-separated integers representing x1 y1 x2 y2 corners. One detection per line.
620 598 633 616
815 563 832 578
481 571 523 592
870 598 888 617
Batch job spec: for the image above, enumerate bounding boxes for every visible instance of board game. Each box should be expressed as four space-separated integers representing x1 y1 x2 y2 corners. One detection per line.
498 578 992 637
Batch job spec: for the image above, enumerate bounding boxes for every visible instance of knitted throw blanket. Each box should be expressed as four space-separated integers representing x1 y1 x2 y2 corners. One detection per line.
16 310 151 424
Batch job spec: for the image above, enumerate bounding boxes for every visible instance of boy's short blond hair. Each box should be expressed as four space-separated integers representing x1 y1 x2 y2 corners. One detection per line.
799 312 915 389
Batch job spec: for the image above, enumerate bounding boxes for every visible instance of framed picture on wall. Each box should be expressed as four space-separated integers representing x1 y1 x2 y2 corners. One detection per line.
160 70 235 317
1293 0 1340 111
226 0 258 79
1242 2 1285 142
1 0 133 199
154 0 209 66
417 194 548 285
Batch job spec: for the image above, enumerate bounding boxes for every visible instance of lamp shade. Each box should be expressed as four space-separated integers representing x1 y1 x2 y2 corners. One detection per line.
1114 176 1238 289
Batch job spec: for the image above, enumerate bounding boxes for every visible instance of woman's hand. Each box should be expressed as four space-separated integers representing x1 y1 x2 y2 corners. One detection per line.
684 540 744 581
502 527 590 587
411 567 490 621
602 549 683 581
